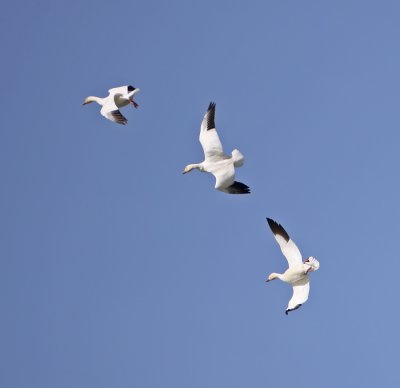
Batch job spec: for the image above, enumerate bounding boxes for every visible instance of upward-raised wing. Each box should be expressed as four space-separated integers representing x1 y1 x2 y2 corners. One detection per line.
108 85 136 96
266 218 302 267
286 277 310 314
199 102 225 161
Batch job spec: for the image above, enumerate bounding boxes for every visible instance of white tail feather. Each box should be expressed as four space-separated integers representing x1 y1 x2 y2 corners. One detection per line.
231 149 244 167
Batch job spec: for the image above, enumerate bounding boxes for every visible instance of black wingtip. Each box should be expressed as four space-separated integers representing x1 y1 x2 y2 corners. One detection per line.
127 85 135 92
266 218 290 242
205 102 216 130
285 304 302 315
110 110 128 125
266 218 278 230
225 181 250 194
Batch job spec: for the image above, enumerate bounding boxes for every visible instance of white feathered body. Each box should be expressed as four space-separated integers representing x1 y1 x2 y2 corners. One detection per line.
201 149 244 190
279 264 310 284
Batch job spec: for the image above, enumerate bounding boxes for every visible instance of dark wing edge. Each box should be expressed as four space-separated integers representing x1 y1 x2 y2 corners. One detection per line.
110 110 128 125
225 181 250 194
285 304 302 315
205 102 216 131
266 218 290 242
127 85 136 92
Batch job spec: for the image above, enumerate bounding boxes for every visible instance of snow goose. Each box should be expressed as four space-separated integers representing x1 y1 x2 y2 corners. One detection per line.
266 218 319 315
83 85 140 125
183 102 250 194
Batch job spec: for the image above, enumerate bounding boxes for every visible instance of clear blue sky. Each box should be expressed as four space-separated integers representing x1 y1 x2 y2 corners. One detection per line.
1 1 400 387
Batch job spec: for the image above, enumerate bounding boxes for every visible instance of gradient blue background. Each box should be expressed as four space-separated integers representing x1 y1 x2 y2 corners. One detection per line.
1 1 400 387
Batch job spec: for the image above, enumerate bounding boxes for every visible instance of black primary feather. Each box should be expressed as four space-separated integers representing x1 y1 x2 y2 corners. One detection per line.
205 102 216 131
110 110 127 125
225 181 250 194
266 218 290 242
285 304 302 315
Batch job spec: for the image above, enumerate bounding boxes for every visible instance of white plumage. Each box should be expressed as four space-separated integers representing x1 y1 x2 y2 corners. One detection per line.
83 85 140 125
183 102 250 194
266 218 320 315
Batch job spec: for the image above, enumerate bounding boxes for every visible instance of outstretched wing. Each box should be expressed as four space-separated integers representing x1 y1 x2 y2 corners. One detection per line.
266 218 302 267
100 97 128 125
199 102 225 161
286 277 310 315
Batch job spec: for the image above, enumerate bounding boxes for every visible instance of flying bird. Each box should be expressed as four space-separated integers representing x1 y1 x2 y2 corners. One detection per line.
266 218 319 315
83 85 140 125
183 102 250 194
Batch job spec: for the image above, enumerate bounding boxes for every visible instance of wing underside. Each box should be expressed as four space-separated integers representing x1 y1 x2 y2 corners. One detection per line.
108 85 130 95
266 218 302 267
107 110 128 125
199 102 225 160
100 100 128 125
286 277 310 315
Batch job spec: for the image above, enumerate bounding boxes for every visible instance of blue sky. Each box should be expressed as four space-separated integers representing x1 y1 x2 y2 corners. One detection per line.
1 1 400 387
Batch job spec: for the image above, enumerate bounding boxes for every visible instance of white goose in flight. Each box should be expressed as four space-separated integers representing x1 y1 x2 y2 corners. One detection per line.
183 102 250 194
266 218 319 315
83 85 140 125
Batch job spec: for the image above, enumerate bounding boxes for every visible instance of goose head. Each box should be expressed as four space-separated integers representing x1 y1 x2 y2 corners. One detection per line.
82 96 99 105
182 164 203 174
266 273 279 282
303 257 320 273
182 165 193 174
